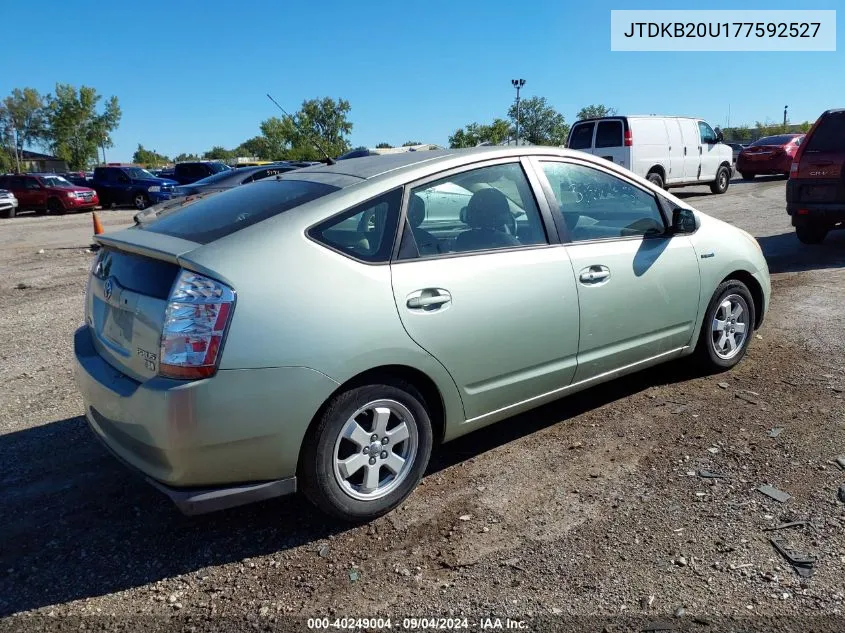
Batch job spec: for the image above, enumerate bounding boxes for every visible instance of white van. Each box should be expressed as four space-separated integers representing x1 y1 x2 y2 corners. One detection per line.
566 116 734 194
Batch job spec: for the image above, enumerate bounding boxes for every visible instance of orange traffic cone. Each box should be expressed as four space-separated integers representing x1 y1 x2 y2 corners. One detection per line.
92 211 104 236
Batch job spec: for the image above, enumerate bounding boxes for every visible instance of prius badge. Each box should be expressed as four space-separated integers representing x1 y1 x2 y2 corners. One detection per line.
104 278 113 301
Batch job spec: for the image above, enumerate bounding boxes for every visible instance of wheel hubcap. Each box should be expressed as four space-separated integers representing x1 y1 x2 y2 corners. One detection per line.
332 399 418 501
711 294 748 360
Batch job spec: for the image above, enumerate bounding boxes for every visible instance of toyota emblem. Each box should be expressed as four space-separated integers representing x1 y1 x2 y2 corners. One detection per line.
104 278 113 301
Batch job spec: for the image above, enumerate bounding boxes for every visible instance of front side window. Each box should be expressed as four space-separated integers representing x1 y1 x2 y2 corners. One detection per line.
595 121 623 148
24 177 41 190
805 111 845 153
398 162 547 260
309 188 402 263
568 122 595 150
541 162 666 242
698 121 717 144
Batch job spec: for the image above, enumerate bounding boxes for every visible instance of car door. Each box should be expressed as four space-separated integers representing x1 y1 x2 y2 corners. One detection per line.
697 121 721 181
389 159 580 422
23 176 47 209
567 121 596 156
593 119 627 168
4 176 29 208
664 119 686 184
536 158 701 383
678 119 702 181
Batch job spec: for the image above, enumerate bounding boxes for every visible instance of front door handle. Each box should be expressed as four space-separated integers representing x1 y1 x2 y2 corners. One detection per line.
406 289 452 310
579 266 611 284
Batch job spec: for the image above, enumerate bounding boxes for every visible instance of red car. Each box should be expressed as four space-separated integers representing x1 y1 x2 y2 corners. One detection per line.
786 108 845 244
0 173 99 217
737 134 805 180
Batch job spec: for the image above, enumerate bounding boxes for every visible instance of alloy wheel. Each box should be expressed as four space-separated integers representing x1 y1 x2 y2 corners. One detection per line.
711 294 749 360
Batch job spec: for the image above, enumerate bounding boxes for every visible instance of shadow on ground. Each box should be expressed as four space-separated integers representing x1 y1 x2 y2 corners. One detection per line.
0 360 698 616
674 174 786 199
758 230 845 274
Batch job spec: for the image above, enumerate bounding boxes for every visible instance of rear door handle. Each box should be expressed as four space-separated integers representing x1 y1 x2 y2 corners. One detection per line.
406 289 452 310
579 266 611 284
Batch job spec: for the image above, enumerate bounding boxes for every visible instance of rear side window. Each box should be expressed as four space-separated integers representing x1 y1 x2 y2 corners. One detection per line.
309 188 402 263
141 179 339 244
805 112 845 153
595 121 622 148
568 122 595 150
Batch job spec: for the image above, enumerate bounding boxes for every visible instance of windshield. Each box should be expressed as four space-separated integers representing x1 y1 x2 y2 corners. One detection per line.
208 162 230 174
141 179 340 244
751 135 799 147
125 167 157 179
40 176 72 187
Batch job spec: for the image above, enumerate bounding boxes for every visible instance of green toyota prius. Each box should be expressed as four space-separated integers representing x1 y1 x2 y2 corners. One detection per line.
74 147 770 521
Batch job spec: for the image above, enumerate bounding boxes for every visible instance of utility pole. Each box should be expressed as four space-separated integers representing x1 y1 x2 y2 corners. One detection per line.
783 105 788 127
12 125 20 173
511 79 525 146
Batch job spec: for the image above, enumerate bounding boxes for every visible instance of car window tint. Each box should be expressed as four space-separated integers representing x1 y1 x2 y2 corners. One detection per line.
541 162 666 242
698 121 717 144
568 122 595 150
309 188 402 263
595 121 622 148
143 179 340 244
805 111 845 153
398 162 547 260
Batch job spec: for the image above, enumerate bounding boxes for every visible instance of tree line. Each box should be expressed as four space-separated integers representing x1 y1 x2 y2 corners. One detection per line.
0 86 121 171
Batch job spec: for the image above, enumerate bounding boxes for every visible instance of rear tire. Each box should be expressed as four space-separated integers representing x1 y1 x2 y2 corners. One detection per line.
693 280 756 372
740 172 755 181
795 223 828 245
710 166 730 194
47 198 66 215
646 171 664 189
300 381 433 522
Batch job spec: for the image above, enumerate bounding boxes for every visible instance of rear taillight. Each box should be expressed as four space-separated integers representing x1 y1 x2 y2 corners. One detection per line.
624 130 633 146
159 270 235 380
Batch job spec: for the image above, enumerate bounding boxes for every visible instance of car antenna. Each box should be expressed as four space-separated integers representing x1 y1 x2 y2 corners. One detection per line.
266 93 336 165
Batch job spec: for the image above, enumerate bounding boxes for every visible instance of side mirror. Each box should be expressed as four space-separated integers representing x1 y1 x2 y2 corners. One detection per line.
714 127 724 143
671 207 697 234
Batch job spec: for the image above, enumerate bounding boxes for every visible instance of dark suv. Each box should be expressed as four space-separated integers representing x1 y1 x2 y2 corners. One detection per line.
786 109 845 244
171 161 231 185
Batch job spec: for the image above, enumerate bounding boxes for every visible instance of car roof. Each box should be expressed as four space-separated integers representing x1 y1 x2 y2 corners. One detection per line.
289 146 576 182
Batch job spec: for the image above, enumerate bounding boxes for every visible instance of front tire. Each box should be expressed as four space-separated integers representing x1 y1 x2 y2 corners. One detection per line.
133 192 150 210
710 166 730 194
694 280 756 372
300 381 433 521
646 171 664 189
47 198 66 215
795 223 828 244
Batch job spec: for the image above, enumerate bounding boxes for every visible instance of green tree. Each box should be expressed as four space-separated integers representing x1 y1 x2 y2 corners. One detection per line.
235 136 272 159
203 146 235 160
259 97 353 161
132 144 170 167
402 141 422 147
376 142 393 148
483 118 512 144
448 119 513 148
0 88 48 165
173 152 201 163
576 104 617 120
508 96 568 145
46 84 121 169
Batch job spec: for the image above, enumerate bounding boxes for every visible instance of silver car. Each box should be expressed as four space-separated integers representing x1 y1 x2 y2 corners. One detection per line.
75 147 770 521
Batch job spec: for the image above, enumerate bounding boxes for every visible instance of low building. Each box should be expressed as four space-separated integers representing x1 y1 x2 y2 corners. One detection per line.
17 150 69 173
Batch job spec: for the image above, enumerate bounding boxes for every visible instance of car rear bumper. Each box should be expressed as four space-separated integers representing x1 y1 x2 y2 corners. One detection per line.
787 202 845 225
73 326 339 512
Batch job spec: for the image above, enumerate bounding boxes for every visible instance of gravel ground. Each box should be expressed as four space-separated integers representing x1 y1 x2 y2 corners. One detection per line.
1 178 844 632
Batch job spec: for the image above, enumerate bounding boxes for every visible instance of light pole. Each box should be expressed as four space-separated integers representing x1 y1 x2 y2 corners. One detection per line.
511 79 525 145
11 125 20 173
783 105 788 127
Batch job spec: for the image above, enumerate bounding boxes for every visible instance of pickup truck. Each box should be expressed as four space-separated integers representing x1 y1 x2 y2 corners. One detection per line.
91 166 178 210
170 161 231 185
0 173 98 216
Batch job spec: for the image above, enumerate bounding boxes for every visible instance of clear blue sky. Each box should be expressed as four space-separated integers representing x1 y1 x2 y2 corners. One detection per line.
2 0 841 161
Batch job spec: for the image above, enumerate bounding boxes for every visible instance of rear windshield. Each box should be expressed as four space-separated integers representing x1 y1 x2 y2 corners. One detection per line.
140 179 339 244
568 123 594 150
805 112 845 153
750 135 798 147
595 120 622 148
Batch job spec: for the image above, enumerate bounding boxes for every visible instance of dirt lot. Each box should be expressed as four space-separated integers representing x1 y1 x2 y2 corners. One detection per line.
1 178 844 631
